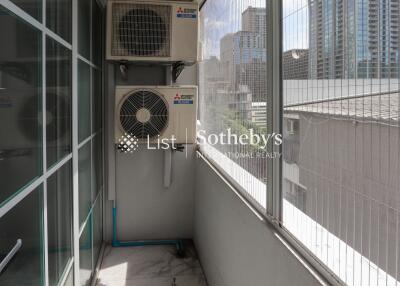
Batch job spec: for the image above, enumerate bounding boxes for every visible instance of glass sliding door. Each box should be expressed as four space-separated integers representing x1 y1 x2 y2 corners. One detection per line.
0 0 104 285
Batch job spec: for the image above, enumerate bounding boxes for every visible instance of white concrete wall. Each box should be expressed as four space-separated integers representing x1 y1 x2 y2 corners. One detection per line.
115 146 196 240
194 156 324 286
104 63 198 241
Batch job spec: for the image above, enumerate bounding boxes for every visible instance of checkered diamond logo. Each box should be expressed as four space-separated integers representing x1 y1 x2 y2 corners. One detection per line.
117 133 139 153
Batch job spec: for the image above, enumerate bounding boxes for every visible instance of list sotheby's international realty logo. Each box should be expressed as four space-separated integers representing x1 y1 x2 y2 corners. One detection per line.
117 128 282 155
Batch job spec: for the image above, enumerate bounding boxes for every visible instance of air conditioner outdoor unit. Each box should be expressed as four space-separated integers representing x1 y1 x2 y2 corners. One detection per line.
106 0 198 63
115 86 197 146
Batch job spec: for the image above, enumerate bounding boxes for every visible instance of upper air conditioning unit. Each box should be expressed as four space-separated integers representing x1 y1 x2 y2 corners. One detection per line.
115 86 197 146
106 1 198 63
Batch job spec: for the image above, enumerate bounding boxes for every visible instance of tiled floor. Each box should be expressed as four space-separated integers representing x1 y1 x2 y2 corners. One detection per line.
95 243 207 286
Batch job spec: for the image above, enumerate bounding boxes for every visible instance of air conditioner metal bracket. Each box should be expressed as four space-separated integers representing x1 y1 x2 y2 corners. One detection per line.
119 61 129 80
172 61 185 83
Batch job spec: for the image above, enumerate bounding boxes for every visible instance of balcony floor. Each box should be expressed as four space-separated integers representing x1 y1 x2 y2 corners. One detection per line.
95 243 207 286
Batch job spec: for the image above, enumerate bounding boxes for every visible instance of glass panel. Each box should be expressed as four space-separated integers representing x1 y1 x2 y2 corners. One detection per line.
0 8 42 206
92 68 102 133
78 60 91 143
9 0 42 20
199 0 268 211
47 161 72 286
92 194 102 266
78 0 91 59
79 142 91 226
282 0 400 284
46 37 72 167
0 187 43 285
79 217 92 286
92 134 102 201
46 0 72 42
92 0 102 66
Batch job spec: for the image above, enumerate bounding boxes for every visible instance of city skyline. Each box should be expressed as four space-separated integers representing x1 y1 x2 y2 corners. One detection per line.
204 1 400 81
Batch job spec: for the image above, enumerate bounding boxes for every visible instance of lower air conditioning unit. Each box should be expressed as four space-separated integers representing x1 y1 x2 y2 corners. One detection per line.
115 86 197 145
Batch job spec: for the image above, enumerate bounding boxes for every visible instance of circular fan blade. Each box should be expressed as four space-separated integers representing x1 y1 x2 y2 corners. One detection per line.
119 90 168 139
120 99 139 116
148 115 168 132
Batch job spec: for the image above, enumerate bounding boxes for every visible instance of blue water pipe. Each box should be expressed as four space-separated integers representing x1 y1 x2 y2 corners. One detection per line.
111 205 184 253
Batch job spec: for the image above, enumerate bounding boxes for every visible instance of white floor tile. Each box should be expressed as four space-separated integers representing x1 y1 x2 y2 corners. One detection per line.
96 244 207 286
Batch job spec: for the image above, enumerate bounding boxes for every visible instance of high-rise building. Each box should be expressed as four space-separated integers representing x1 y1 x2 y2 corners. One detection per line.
309 0 400 79
220 31 266 102
220 7 267 102
251 101 267 127
283 49 309 79
242 6 267 35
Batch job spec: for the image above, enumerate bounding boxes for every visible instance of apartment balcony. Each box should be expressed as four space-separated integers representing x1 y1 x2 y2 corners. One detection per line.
1 0 400 286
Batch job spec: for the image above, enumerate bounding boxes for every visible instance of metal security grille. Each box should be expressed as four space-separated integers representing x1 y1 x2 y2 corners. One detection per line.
119 90 168 139
282 0 400 285
199 0 268 211
112 3 171 57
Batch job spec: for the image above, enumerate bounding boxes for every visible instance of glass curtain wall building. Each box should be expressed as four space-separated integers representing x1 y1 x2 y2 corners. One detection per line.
308 0 399 79
0 0 104 285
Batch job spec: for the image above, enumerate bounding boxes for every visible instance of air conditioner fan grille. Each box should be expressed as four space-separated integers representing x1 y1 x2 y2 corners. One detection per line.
112 3 171 57
119 90 168 139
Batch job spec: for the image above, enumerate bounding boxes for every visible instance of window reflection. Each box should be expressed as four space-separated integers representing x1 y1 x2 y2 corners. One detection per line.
92 133 102 200
46 37 72 167
78 60 91 143
79 0 91 59
0 8 42 205
47 0 72 42
0 187 43 285
92 68 102 133
92 0 103 66
47 161 73 286
79 142 91 226
9 0 41 20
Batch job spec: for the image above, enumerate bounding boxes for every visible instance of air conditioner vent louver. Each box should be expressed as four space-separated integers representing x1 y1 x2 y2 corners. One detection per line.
119 90 168 139
112 3 171 57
